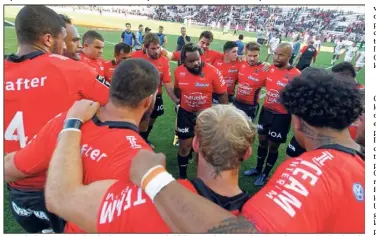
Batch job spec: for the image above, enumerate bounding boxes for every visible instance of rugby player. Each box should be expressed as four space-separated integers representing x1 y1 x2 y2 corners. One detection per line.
330 37 345 65
4 6 109 155
293 40 317 71
343 42 358 63
212 41 242 104
120 23 135 47
174 43 228 178
127 69 364 234
264 33 280 63
286 63 365 158
79 30 106 77
103 43 132 82
4 59 159 233
243 43 300 186
134 24 144 51
44 104 256 233
233 42 267 122
156 25 167 48
132 33 179 146
164 31 222 65
313 35 321 53
59 14 81 61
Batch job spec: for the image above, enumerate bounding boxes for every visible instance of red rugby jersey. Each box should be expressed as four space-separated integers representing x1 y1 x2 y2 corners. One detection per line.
79 52 106 77
212 57 242 95
235 62 267 105
174 63 227 112
97 178 249 233
4 51 109 153
9 110 151 233
242 146 364 233
263 65 301 114
132 50 172 94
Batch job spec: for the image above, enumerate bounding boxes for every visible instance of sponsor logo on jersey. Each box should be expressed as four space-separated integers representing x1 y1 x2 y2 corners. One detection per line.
195 82 210 88
277 81 287 87
178 127 189 133
266 89 280 103
248 75 259 82
352 183 364 201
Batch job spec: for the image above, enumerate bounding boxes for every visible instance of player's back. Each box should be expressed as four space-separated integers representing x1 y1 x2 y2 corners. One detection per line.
5 52 81 153
241 145 364 233
4 52 109 154
96 178 249 233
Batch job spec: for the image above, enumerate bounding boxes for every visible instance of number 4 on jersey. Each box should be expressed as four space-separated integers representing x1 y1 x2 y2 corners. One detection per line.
5 111 28 148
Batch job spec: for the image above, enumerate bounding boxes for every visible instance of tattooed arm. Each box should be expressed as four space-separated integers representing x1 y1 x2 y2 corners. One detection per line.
153 181 259 233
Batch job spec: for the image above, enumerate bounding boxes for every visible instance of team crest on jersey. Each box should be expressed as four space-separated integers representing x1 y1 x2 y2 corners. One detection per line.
285 74 290 79
352 182 364 201
255 69 259 74
200 72 205 78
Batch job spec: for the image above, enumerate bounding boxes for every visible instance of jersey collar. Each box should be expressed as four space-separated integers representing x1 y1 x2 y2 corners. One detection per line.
92 115 139 133
5 50 45 62
316 144 364 160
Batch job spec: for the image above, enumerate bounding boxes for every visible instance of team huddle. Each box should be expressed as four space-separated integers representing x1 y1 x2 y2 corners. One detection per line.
4 6 365 234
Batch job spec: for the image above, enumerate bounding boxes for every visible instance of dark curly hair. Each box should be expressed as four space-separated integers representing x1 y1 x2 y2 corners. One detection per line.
181 42 202 62
281 68 364 131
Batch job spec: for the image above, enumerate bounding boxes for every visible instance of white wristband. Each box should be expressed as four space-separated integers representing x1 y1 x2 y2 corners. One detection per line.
144 171 175 201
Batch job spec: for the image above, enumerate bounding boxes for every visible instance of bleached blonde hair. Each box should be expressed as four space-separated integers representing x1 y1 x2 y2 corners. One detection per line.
195 104 257 176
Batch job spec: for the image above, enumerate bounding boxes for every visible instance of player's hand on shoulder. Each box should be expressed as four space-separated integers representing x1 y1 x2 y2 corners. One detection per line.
261 62 271 72
66 99 100 123
130 149 166 187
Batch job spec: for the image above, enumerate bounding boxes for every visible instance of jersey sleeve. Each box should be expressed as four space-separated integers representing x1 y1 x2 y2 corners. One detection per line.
300 45 308 54
241 156 333 233
211 67 227 94
13 113 64 175
97 181 171 233
172 51 181 61
73 63 110 106
121 32 124 39
162 60 172 84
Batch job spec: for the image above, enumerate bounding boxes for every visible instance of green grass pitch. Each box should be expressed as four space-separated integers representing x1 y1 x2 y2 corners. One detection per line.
3 15 365 233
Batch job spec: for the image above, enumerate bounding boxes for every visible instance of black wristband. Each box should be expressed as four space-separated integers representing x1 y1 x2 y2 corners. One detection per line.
63 118 83 130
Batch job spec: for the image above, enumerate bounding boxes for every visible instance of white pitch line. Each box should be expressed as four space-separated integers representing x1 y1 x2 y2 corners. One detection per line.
325 65 334 70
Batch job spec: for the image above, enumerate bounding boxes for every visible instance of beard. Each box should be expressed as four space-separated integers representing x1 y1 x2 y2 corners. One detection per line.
186 65 203 75
148 53 159 60
51 41 61 55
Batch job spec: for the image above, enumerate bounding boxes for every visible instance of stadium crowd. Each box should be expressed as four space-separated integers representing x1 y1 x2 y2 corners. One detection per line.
4 5 365 235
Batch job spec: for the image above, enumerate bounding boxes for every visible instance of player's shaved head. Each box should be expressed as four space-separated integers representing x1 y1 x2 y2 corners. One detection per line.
15 5 65 45
110 58 159 108
273 43 292 68
277 43 292 57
